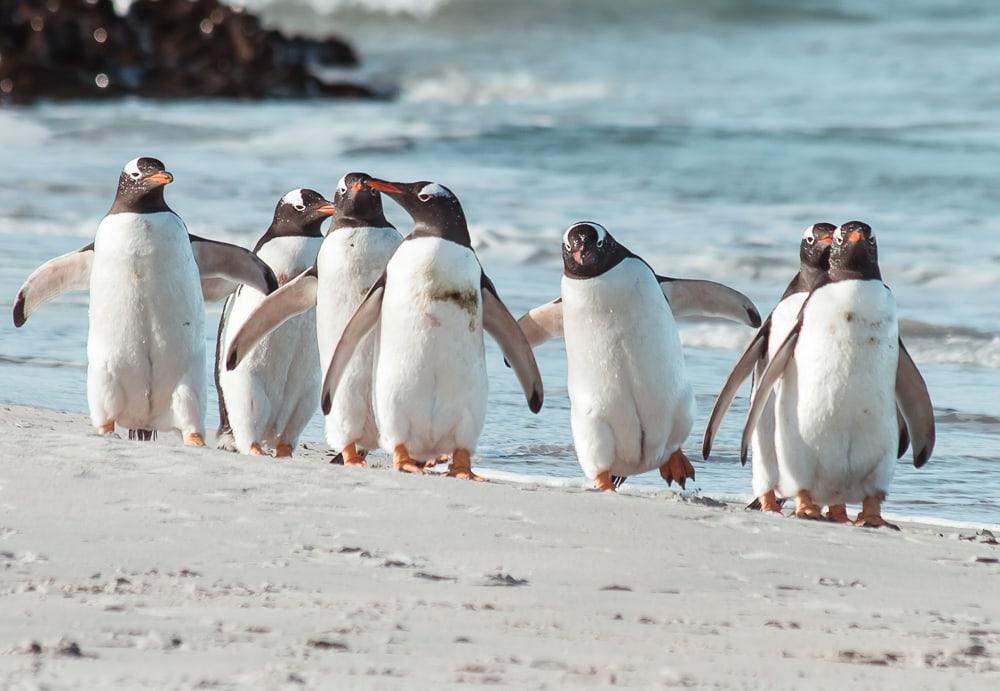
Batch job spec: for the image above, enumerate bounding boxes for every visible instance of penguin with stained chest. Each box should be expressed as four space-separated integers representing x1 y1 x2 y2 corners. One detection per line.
740 222 935 528
215 188 335 456
319 177 543 479
224 173 403 466
516 222 762 491
13 156 278 442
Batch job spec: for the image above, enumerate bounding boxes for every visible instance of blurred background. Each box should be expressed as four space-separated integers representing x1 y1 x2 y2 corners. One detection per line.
1 0 998 525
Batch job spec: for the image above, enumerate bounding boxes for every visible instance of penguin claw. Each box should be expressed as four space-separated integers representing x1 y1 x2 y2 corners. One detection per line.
594 472 616 492
854 516 900 531
659 450 696 489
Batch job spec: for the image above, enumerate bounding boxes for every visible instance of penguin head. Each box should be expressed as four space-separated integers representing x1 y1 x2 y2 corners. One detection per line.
364 177 470 245
332 173 389 228
830 221 881 278
799 222 836 270
112 156 173 212
562 222 624 278
272 188 336 236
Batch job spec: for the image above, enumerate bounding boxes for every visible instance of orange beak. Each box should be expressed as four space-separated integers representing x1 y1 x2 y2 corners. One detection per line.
847 231 864 243
817 235 833 245
145 171 173 185
317 203 336 216
367 179 403 194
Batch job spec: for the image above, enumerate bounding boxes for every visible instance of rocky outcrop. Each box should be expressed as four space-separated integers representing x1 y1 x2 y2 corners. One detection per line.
0 0 387 103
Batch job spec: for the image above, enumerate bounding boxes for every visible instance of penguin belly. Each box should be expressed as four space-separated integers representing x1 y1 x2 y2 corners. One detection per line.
750 292 806 498
774 280 898 505
220 236 322 453
87 211 206 434
373 237 488 460
562 258 694 479
316 226 401 451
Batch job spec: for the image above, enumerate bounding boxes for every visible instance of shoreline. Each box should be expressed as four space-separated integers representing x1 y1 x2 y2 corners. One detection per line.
1 403 998 687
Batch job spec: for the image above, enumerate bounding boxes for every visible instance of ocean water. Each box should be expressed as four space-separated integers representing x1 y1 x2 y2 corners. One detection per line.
1 0 999 526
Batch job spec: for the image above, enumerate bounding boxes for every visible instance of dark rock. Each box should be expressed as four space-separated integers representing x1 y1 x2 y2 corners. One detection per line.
0 0 384 103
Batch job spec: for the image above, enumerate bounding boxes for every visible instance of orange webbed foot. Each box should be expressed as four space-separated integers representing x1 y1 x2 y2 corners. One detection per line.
446 449 483 481
794 490 823 520
826 504 851 524
854 496 900 530
594 471 616 492
275 442 293 458
393 444 425 474
342 443 367 467
760 490 783 514
184 432 206 447
659 449 696 489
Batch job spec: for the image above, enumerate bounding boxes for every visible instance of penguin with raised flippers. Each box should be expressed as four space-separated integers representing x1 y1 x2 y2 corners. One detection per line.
224 173 403 466
740 222 935 528
516 222 761 491
319 177 543 479
12 156 277 443
215 189 335 457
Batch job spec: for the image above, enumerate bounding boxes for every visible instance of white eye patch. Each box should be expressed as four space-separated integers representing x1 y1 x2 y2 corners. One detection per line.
124 157 142 179
833 227 843 242
417 183 449 200
282 189 305 208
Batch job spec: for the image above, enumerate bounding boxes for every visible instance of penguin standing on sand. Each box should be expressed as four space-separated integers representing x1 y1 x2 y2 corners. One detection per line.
516 222 761 491
225 174 403 465
319 177 543 479
216 189 335 456
740 222 935 528
13 157 277 443
702 223 837 511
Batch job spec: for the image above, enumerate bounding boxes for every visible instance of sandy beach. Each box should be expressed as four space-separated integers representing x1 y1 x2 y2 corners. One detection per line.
0 404 997 689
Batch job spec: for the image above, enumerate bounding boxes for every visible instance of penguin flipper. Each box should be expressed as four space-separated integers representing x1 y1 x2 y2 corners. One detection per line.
226 268 319 371
201 277 239 302
13 242 94 327
740 323 800 465
896 407 910 459
321 274 386 415
657 276 762 327
896 339 935 468
516 298 564 348
702 318 770 460
482 276 544 414
190 235 279 295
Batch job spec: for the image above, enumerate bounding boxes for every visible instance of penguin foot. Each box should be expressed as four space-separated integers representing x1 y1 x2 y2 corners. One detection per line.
342 443 367 467
760 490 783 513
249 442 267 456
393 445 425 474
854 497 900 531
446 449 483 481
793 490 823 520
594 471 616 492
825 504 851 524
659 450 696 489
275 443 294 458
183 432 206 447
97 422 115 435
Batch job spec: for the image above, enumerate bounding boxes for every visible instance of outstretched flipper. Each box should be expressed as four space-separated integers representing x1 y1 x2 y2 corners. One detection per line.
516 298 564 348
190 235 278 296
482 275 544 413
321 274 386 415
702 319 771 459
657 276 762 327
740 322 801 465
13 243 94 327
226 268 319 371
896 340 935 468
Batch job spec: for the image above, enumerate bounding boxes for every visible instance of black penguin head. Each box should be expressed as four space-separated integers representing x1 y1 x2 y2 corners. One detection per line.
800 222 836 270
830 221 881 279
110 156 173 213
331 173 391 230
562 222 627 278
270 189 336 237
365 177 470 246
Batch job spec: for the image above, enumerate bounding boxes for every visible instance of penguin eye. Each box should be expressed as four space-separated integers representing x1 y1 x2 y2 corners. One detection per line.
835 235 845 246
337 181 347 195
417 193 432 203
805 235 815 246
868 235 877 245
130 172 141 179
596 238 604 248
294 204 306 212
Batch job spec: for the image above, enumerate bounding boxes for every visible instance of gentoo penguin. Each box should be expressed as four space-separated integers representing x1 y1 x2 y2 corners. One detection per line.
13 156 277 443
516 222 762 491
740 222 935 528
215 189 334 456
319 177 543 479
224 173 403 466
702 223 837 512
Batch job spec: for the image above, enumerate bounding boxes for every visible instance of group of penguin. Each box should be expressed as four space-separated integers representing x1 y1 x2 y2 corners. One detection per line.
12 157 936 530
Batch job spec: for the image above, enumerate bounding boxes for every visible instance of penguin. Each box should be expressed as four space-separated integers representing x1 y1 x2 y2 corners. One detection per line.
215 189 335 456
12 156 278 443
319 177 543 479
740 222 935 528
224 173 403 466
702 223 837 512
516 222 762 491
